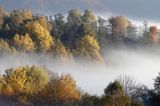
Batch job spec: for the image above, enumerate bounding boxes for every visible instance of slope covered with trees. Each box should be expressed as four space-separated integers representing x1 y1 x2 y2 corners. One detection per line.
0 65 160 106
0 7 160 62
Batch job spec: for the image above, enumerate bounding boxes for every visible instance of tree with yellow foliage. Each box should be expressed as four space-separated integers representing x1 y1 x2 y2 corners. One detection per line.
35 15 52 31
1 65 49 102
38 74 81 105
13 33 35 52
109 16 129 41
26 21 54 52
22 9 32 21
51 39 71 61
0 39 10 54
0 39 16 55
75 35 103 62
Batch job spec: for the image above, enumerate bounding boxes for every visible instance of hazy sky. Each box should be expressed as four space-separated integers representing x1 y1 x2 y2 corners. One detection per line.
0 0 160 24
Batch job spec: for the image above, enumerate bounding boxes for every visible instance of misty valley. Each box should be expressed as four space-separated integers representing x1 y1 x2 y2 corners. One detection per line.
0 6 160 106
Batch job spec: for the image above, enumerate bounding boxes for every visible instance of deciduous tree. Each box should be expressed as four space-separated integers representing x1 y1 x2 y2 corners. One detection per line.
26 21 54 52
75 35 103 62
13 33 35 52
1 65 49 100
149 26 159 45
38 74 81 105
109 16 129 41
101 80 131 106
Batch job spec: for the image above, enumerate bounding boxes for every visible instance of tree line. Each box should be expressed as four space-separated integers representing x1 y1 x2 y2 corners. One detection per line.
0 7 159 62
0 65 160 106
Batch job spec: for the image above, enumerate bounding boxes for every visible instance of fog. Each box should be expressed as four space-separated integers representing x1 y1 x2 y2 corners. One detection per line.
0 47 160 96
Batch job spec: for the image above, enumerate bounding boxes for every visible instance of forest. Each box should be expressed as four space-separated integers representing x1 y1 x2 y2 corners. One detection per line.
0 6 160 106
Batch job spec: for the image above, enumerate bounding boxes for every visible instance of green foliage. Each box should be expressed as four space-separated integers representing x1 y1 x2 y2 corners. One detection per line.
101 80 131 106
53 13 65 39
62 9 82 48
104 80 124 96
97 17 108 48
127 22 137 38
67 9 82 25
81 10 97 36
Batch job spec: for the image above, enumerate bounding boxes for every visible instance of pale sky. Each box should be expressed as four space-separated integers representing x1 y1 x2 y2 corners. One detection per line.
0 0 160 26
